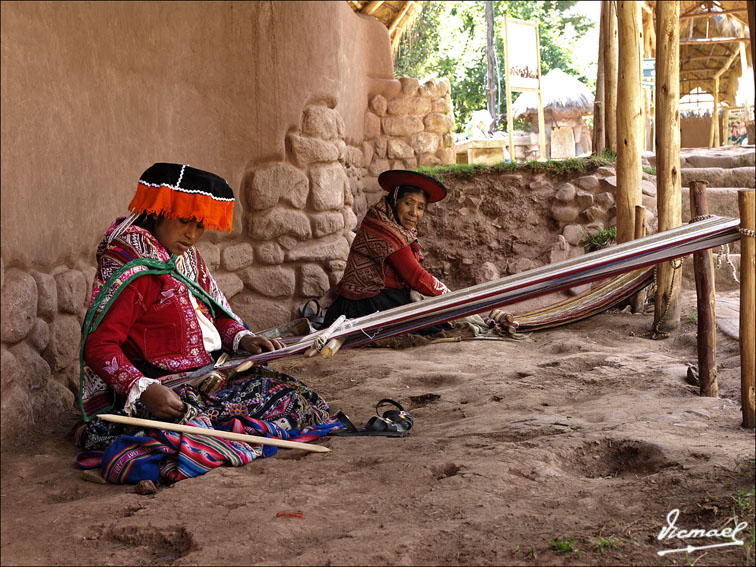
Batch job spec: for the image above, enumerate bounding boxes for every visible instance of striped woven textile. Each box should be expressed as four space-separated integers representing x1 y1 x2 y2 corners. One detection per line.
158 215 740 376
77 414 342 484
512 267 654 332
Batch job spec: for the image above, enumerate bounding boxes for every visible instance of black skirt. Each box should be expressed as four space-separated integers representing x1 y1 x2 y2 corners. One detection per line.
322 288 449 335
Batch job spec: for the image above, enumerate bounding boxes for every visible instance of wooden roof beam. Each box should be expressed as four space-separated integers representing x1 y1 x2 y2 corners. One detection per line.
679 8 748 20
681 54 732 61
364 1 384 16
714 47 741 78
680 37 750 45
388 1 413 35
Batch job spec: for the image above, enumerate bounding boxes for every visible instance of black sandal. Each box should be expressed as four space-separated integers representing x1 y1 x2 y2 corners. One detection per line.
299 299 325 329
332 399 413 438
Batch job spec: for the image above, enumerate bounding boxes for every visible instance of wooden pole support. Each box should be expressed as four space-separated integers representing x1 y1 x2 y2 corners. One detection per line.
98 414 331 453
631 205 647 313
738 190 755 428
689 181 718 397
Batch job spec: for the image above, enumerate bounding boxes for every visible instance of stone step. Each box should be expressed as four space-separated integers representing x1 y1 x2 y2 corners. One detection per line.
680 166 756 189
681 252 741 292
645 146 755 169
682 151 755 169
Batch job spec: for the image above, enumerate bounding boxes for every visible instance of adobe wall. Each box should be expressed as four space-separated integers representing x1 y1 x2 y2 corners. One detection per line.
0 1 456 441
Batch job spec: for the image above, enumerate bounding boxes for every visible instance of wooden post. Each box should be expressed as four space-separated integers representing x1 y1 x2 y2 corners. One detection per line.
630 205 647 313
615 1 643 245
739 190 755 428
689 182 718 397
604 0 618 154
653 0 682 332
749 2 756 92
709 76 720 147
503 15 515 163
593 1 606 156
485 0 497 120
739 42 751 123
535 24 546 160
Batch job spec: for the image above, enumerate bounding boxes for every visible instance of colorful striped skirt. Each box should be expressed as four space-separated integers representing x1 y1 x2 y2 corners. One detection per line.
75 366 338 484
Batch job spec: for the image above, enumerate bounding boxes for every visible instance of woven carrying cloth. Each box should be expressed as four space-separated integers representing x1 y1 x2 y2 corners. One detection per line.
338 197 420 299
129 163 235 232
75 366 339 484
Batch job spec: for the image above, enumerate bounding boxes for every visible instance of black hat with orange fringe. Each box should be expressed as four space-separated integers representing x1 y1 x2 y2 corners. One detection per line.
129 163 235 232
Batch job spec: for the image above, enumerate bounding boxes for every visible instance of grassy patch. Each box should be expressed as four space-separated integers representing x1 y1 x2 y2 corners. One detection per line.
593 535 629 552
643 166 656 175
550 535 580 555
686 312 698 324
416 153 616 182
582 226 617 252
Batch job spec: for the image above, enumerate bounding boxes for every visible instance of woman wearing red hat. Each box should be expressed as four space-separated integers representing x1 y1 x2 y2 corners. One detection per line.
322 169 451 328
75 163 338 484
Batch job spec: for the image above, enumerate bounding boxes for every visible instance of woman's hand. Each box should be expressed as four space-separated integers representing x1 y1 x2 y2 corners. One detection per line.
240 335 284 354
141 383 186 421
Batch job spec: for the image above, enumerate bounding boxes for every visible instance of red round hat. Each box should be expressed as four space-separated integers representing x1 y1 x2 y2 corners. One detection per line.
378 170 448 203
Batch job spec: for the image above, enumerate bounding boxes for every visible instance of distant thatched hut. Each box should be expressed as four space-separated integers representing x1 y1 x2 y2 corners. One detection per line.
510 68 594 158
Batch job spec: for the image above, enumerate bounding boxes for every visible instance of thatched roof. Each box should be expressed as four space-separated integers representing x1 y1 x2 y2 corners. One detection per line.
510 68 594 118
348 1 422 53
643 0 752 105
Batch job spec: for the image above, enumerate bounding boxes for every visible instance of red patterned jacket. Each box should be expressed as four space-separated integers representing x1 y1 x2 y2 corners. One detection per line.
84 273 247 399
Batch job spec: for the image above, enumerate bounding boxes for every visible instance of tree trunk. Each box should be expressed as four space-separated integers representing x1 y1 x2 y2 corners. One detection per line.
615 1 643 245
485 1 497 122
604 0 618 154
653 0 682 332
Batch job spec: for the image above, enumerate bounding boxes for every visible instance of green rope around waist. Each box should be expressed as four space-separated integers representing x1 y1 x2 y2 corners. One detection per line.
77 256 240 421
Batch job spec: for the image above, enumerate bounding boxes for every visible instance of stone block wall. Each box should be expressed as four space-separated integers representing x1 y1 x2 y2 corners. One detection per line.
1 262 93 440
419 165 658 291
207 79 457 330
362 77 456 208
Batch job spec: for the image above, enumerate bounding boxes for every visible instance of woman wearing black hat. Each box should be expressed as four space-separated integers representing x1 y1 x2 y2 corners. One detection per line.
321 169 451 328
74 163 338 484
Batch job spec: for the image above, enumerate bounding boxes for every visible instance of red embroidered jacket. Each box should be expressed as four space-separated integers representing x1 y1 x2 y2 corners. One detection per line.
384 242 450 297
84 273 247 399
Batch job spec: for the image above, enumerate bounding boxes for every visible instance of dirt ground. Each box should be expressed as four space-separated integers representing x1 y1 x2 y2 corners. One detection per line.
1 287 754 566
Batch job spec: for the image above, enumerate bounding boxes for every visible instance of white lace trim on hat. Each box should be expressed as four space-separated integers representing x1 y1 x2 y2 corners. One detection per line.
136 180 235 202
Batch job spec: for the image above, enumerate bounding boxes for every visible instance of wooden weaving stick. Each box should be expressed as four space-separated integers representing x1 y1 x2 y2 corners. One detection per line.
97 414 331 453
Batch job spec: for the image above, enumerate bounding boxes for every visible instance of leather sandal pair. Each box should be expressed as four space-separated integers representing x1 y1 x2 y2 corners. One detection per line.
332 399 413 437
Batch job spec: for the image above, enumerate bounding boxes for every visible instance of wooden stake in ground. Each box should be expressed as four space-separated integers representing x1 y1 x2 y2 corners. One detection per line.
97 414 331 453
738 190 755 428
604 0 618 154
615 0 643 245
653 0 682 332
689 181 718 397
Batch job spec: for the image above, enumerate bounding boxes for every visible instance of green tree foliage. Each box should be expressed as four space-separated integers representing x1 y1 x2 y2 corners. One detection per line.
395 1 595 133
